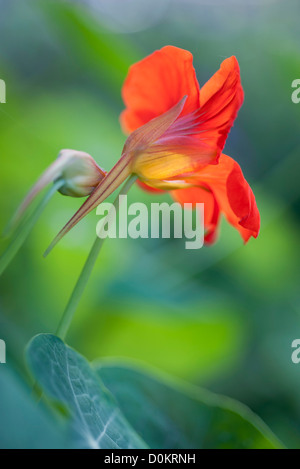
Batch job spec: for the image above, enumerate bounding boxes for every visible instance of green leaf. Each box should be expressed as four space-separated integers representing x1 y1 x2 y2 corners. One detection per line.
26 334 146 449
26 335 283 449
97 361 284 449
0 366 66 449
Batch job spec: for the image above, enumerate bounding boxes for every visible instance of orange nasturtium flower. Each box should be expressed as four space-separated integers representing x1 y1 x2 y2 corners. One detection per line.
50 46 260 249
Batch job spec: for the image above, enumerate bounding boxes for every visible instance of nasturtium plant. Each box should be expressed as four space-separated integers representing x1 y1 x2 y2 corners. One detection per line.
3 43 271 451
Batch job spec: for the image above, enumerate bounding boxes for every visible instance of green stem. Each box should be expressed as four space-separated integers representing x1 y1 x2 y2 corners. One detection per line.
0 180 64 277
56 174 138 340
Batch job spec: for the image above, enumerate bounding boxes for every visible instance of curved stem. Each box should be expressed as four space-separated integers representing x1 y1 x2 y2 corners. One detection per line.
0 180 64 277
56 174 138 340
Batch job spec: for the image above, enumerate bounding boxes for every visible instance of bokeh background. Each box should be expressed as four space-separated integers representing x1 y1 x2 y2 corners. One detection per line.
0 0 299 448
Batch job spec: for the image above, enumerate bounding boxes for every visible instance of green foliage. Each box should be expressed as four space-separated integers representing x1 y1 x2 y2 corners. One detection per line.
27 334 146 449
26 334 282 449
0 0 299 449
98 362 283 449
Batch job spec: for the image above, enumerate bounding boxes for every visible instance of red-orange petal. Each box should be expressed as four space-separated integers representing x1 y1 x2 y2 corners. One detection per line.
171 153 260 243
198 56 244 157
137 180 164 193
171 184 220 244
120 46 200 134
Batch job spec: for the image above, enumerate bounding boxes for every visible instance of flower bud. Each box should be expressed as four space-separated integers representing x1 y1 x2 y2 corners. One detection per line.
56 149 107 197
6 149 107 235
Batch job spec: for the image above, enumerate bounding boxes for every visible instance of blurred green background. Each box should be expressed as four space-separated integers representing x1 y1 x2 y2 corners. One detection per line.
0 0 299 448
